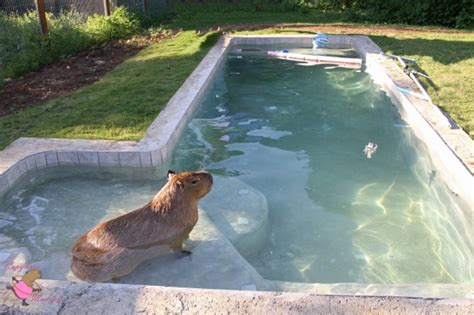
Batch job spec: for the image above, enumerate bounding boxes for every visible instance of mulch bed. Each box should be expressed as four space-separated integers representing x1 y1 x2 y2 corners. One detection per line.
0 34 171 117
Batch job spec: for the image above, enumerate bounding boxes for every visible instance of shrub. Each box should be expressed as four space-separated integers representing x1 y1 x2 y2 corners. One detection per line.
0 6 141 82
85 6 141 43
0 11 51 79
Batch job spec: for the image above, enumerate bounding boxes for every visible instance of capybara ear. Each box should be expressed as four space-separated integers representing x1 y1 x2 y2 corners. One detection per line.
167 170 177 180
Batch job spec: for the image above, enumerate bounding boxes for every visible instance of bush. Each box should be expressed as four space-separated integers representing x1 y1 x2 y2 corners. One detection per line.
85 6 141 43
0 11 51 79
0 6 141 82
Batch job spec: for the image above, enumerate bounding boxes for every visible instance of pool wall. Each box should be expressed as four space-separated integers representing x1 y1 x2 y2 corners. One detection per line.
0 35 473 312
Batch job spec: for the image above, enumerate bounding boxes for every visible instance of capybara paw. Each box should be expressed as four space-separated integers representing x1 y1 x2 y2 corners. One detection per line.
33 288 42 292
6 285 12 290
22 300 29 306
181 249 192 256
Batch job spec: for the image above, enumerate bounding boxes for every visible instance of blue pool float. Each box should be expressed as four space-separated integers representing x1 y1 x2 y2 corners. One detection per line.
313 32 329 49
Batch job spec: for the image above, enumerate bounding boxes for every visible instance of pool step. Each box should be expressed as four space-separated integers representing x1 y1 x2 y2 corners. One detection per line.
199 175 269 258
117 211 265 289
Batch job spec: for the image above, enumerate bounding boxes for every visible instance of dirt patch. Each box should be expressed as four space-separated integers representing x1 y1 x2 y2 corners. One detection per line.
0 34 170 117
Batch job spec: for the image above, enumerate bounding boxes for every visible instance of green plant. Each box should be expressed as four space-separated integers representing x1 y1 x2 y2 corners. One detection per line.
47 10 92 59
85 6 141 42
0 11 49 80
0 6 142 82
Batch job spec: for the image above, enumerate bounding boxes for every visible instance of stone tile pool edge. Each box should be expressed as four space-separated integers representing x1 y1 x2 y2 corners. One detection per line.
0 278 472 314
0 35 473 310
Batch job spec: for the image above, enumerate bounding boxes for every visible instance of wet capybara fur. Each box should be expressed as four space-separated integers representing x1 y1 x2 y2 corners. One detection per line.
71 170 213 282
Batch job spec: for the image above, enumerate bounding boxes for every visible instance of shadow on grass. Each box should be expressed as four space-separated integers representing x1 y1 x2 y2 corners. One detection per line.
371 35 474 65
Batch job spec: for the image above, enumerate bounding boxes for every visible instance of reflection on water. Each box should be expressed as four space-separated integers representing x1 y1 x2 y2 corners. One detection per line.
172 50 473 284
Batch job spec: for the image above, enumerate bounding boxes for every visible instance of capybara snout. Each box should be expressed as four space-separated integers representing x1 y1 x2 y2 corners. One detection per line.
167 170 213 199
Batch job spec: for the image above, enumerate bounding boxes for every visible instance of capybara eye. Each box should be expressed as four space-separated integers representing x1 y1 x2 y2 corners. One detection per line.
191 179 200 185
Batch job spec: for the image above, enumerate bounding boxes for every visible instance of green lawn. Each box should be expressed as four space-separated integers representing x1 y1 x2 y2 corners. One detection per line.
371 33 474 137
0 31 219 149
0 10 473 149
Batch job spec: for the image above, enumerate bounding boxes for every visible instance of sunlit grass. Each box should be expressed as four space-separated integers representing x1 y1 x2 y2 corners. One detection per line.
371 33 474 137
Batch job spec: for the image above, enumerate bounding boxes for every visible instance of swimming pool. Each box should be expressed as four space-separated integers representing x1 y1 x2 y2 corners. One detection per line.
172 46 472 285
0 36 472 298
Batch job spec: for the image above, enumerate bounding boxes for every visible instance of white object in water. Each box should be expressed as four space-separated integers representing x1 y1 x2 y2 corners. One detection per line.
363 142 378 159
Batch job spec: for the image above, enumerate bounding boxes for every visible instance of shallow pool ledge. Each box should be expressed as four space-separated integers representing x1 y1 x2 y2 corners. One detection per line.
0 277 472 314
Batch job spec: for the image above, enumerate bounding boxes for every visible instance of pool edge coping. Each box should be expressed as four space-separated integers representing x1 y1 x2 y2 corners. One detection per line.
0 277 472 314
0 35 473 306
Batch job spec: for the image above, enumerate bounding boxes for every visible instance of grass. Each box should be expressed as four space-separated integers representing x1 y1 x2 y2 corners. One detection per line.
0 31 219 149
0 9 473 149
371 33 474 137
170 9 349 29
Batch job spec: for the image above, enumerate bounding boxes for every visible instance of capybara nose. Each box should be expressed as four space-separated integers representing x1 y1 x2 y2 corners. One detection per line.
198 171 213 184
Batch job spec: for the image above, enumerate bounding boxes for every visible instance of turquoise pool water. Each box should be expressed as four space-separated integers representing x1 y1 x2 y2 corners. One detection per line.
0 48 471 286
171 49 473 284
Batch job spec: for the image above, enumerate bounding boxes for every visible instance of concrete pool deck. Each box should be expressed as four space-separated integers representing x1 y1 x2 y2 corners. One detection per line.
0 278 472 314
0 35 473 312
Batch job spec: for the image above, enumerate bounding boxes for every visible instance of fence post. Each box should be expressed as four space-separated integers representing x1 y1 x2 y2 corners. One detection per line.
103 0 111 16
35 0 48 35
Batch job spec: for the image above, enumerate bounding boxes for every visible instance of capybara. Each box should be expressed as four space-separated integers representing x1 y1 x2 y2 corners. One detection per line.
71 170 213 282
